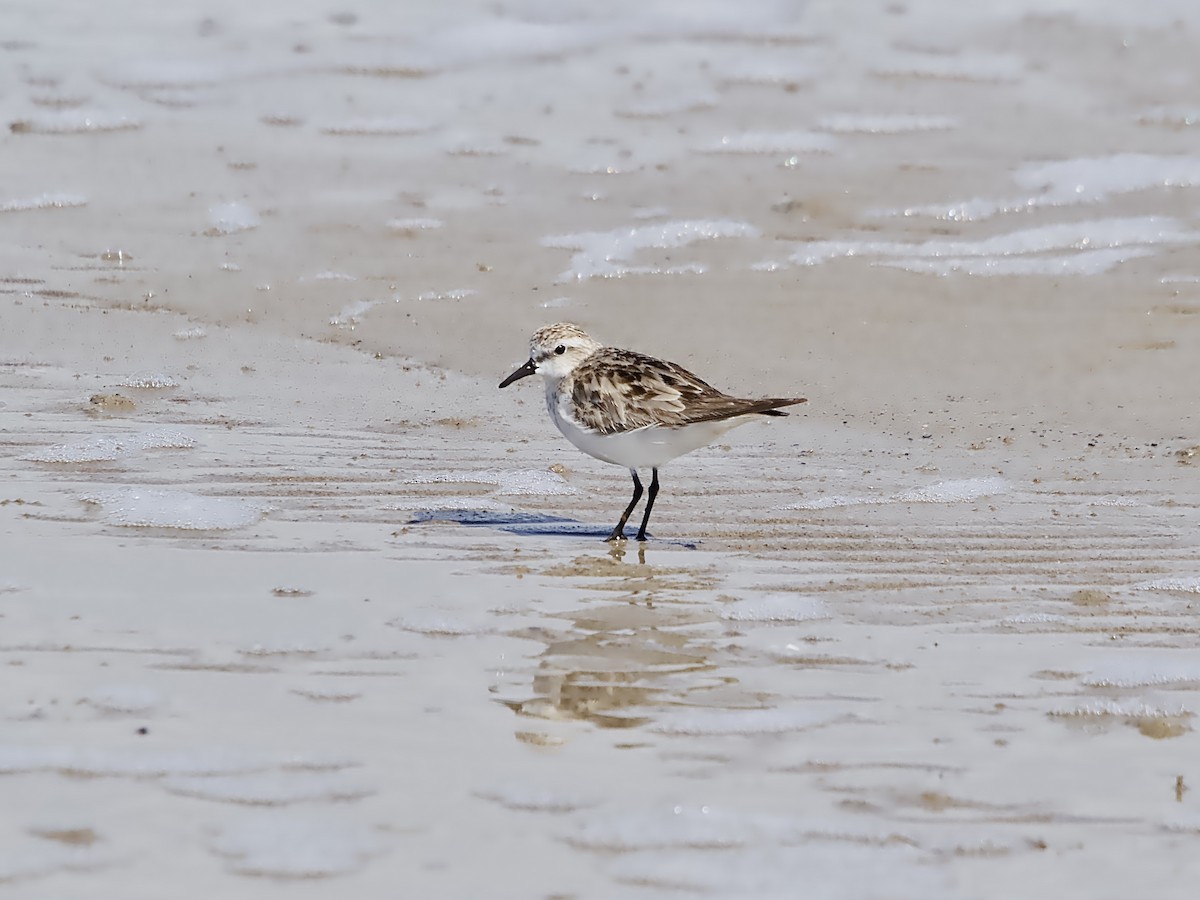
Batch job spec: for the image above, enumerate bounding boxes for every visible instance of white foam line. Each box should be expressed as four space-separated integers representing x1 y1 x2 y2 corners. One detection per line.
1083 657 1200 687
1 192 88 213
817 114 959 134
1049 699 1190 718
329 299 378 327
25 428 196 463
12 110 141 134
788 477 1007 510
719 595 829 623
701 131 838 155
543 219 759 281
881 154 1200 221
403 469 575 496
791 217 1191 266
871 53 1024 83
320 116 432 136
881 247 1155 277
386 217 444 232
1133 576 1200 593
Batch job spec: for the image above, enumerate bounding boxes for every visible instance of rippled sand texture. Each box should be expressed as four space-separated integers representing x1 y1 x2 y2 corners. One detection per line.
3 0 1200 896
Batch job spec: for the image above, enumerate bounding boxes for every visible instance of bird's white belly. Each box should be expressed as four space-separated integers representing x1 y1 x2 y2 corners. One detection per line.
548 388 752 469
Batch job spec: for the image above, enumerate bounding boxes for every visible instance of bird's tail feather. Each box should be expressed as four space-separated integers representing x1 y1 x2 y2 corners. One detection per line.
752 397 807 417
682 396 807 424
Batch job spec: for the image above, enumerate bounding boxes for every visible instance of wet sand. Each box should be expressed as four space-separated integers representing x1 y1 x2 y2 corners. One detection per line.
3 1 1200 896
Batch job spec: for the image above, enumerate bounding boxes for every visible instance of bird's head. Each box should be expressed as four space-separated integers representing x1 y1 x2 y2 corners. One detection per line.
499 322 602 387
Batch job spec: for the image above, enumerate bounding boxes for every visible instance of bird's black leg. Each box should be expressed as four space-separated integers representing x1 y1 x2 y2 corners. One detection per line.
635 468 660 541
606 469 643 542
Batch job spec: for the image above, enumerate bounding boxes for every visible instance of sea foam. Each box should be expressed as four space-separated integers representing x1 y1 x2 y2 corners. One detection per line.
788 477 1007 510
817 113 959 134
207 202 260 235
719 595 830 623
25 428 195 463
543 218 759 281
404 469 575 495
702 131 838 155
1133 576 1200 593
0 192 88 213
82 488 262 530
1083 657 1200 688
885 154 1200 221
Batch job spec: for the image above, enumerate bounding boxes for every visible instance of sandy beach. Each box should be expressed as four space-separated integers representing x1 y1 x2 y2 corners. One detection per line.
3 0 1200 896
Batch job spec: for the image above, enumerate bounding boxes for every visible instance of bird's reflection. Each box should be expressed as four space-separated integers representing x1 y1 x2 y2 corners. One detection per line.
606 539 647 565
503 548 721 729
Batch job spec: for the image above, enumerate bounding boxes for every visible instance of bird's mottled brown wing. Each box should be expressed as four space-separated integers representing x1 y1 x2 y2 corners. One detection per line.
567 348 805 435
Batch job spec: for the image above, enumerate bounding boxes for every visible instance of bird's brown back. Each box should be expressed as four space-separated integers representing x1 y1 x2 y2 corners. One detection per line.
566 348 806 435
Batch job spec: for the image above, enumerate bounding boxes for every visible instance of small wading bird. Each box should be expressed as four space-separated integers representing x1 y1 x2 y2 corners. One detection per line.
499 323 806 541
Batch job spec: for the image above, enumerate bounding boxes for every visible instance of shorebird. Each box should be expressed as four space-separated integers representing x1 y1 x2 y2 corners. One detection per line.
499 323 806 541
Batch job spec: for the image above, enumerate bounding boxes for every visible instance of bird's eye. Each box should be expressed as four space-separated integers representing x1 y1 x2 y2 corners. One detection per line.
554 345 566 355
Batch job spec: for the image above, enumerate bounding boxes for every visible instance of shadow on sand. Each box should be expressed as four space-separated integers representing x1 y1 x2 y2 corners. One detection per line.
408 507 696 548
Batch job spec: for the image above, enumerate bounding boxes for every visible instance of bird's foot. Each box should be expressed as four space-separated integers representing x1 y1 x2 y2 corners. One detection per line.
635 530 649 542
605 529 627 543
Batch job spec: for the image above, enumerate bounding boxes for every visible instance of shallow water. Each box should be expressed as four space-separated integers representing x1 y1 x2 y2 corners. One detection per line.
3 0 1200 896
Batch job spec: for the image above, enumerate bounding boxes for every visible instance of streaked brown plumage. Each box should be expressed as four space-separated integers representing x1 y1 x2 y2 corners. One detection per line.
569 347 801 434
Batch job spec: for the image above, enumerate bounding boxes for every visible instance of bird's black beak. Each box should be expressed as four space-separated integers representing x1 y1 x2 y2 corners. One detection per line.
499 358 537 388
